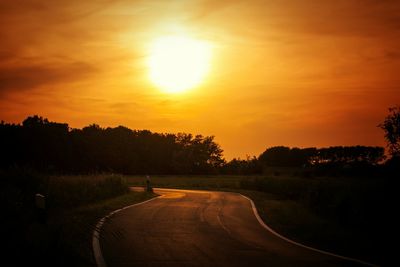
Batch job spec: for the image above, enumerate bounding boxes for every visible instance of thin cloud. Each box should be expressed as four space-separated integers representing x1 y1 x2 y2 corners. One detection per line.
0 61 97 94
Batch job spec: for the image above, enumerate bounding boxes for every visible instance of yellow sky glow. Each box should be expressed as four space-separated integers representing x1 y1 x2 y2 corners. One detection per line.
148 36 212 93
0 0 399 159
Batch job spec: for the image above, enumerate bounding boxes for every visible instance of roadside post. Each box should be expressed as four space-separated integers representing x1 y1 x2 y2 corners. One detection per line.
35 193 47 224
146 175 153 192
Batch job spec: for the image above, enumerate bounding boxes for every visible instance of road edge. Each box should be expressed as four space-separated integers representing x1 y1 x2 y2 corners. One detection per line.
92 195 161 267
239 194 379 267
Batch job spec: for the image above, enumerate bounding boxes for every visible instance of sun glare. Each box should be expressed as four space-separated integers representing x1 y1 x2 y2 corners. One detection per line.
148 36 212 93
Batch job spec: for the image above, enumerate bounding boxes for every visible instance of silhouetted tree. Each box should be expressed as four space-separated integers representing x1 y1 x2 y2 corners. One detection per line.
0 116 225 175
258 146 316 167
257 146 384 177
0 115 388 176
380 106 400 157
173 133 224 174
222 156 262 174
313 146 384 166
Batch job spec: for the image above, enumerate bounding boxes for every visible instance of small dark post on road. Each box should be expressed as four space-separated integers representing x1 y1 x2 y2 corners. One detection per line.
146 175 153 192
35 193 47 224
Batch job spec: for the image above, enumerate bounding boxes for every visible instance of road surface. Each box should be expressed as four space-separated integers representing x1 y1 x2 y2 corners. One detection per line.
100 188 369 267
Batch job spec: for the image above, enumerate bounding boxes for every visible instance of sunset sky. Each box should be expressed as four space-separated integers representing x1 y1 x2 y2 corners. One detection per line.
1 0 399 159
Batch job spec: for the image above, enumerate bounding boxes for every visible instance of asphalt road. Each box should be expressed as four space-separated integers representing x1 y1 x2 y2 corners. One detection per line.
100 188 369 267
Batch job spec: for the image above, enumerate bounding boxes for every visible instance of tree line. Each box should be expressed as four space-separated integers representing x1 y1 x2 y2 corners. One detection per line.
222 145 386 175
1 109 399 175
0 116 223 174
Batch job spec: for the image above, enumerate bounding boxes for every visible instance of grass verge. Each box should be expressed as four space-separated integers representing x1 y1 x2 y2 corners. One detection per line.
6 190 157 267
235 190 385 266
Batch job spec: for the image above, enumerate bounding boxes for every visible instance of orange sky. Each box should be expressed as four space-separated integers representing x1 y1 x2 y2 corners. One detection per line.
1 0 399 159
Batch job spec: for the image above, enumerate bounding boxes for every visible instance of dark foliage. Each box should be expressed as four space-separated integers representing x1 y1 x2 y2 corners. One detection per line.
259 146 317 167
259 146 384 167
0 115 224 174
379 106 400 157
255 145 386 177
0 168 131 267
221 156 263 175
0 115 392 177
217 144 387 177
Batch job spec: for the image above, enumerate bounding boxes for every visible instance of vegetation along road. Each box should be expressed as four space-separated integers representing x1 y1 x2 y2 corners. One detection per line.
99 188 374 267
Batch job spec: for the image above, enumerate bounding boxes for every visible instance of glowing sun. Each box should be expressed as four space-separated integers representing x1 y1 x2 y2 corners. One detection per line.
148 36 212 93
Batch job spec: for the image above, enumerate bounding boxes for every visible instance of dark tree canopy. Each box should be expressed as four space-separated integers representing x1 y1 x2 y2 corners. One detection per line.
221 156 262 175
0 116 224 174
258 146 317 167
0 115 388 176
380 106 400 157
258 146 384 167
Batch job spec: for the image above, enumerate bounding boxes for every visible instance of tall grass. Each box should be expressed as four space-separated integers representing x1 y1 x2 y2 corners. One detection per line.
44 174 129 210
0 169 131 266
1 170 129 208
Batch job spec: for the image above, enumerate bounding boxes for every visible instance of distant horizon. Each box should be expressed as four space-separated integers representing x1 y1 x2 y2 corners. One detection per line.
1 114 389 160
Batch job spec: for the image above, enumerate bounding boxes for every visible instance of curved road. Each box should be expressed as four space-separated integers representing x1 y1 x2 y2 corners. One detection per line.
100 188 368 267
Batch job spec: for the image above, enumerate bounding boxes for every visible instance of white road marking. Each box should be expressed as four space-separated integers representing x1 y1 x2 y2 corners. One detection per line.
92 195 161 267
239 194 379 267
